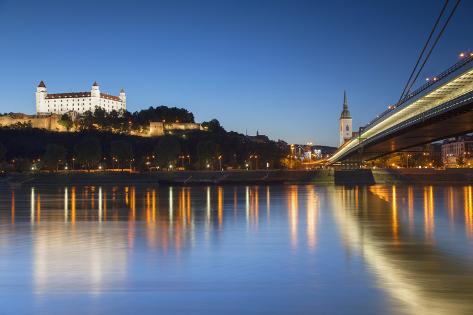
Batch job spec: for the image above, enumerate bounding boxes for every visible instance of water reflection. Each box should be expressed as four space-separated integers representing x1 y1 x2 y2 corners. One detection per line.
288 185 298 249
332 185 473 315
1 184 473 314
465 186 473 238
306 186 318 251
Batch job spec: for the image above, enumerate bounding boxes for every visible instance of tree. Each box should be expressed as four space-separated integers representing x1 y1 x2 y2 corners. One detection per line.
111 140 133 171
74 137 101 170
0 142 6 162
43 144 66 171
202 119 225 133
78 111 95 130
196 140 217 169
153 136 181 168
58 114 73 131
93 107 108 129
457 156 466 167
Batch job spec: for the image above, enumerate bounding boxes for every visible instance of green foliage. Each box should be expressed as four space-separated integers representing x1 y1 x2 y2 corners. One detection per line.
12 158 32 173
0 120 286 171
2 122 32 130
43 144 66 171
196 140 217 168
134 106 194 124
74 137 102 170
78 111 95 130
58 114 73 131
0 142 6 161
68 106 196 133
153 136 181 167
202 119 225 133
111 140 133 170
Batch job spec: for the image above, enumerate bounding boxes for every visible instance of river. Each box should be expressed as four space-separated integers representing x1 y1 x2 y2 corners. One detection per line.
1 184 473 314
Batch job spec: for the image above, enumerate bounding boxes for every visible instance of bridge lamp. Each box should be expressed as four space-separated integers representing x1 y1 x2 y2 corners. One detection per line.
459 52 465 58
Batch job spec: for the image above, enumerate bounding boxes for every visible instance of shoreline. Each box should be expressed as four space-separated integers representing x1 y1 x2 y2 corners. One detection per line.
2 168 473 186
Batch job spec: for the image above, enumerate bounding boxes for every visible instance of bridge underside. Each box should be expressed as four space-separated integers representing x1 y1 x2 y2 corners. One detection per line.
342 100 473 162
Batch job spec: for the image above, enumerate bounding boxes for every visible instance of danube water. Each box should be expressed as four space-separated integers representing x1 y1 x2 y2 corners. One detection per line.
1 184 473 314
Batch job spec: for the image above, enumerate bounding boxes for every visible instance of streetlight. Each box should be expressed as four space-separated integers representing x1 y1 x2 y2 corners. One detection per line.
218 155 222 171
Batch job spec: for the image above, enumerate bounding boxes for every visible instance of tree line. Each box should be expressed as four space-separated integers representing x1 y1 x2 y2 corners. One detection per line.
58 105 195 132
0 119 286 172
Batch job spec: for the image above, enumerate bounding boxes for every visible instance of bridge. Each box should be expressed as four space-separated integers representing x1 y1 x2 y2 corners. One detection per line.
328 54 473 164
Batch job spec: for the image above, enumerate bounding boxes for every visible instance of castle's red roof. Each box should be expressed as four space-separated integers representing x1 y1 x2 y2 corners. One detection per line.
45 91 121 101
46 92 91 99
100 93 120 101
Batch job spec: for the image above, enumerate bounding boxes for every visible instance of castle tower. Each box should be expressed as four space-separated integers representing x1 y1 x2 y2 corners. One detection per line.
119 88 126 111
339 90 352 146
90 81 100 110
35 80 47 114
91 81 100 97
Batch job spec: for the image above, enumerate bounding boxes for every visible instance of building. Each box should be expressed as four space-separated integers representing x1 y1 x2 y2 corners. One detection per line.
339 91 352 146
36 81 126 115
246 130 270 144
441 136 473 167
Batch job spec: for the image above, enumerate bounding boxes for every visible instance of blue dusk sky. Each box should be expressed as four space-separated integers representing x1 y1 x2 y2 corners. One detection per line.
0 0 471 146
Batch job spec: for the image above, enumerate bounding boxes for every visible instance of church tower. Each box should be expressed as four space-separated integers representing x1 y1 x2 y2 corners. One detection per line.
339 91 352 146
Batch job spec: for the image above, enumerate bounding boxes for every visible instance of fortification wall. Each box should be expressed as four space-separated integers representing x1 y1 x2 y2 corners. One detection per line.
149 121 203 137
0 114 67 132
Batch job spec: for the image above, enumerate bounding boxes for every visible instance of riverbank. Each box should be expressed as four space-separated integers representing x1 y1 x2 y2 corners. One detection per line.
2 168 473 186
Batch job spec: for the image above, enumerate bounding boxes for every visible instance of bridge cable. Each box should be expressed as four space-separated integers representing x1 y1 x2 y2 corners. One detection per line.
397 0 450 103
405 0 461 97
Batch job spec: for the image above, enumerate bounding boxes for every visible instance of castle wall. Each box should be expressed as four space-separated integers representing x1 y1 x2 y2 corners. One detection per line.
149 122 203 137
0 114 68 132
0 115 205 137
149 122 165 136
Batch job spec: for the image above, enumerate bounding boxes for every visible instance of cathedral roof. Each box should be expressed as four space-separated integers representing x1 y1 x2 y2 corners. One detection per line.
92 81 99 87
120 88 125 93
38 80 46 88
340 90 351 119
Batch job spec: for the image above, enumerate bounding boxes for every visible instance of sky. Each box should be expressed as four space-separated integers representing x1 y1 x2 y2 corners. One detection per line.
0 0 471 146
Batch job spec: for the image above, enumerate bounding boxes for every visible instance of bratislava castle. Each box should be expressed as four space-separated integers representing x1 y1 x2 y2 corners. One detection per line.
35 81 126 115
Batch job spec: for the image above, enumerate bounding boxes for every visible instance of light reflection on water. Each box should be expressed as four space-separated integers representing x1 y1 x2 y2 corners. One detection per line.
1 184 473 314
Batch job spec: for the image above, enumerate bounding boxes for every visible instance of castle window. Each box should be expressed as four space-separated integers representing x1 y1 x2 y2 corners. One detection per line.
346 125 349 131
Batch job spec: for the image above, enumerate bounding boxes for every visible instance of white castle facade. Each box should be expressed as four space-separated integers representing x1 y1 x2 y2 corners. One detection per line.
35 81 126 115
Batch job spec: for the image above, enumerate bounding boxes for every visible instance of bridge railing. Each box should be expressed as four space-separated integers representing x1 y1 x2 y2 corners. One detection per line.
361 54 473 132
